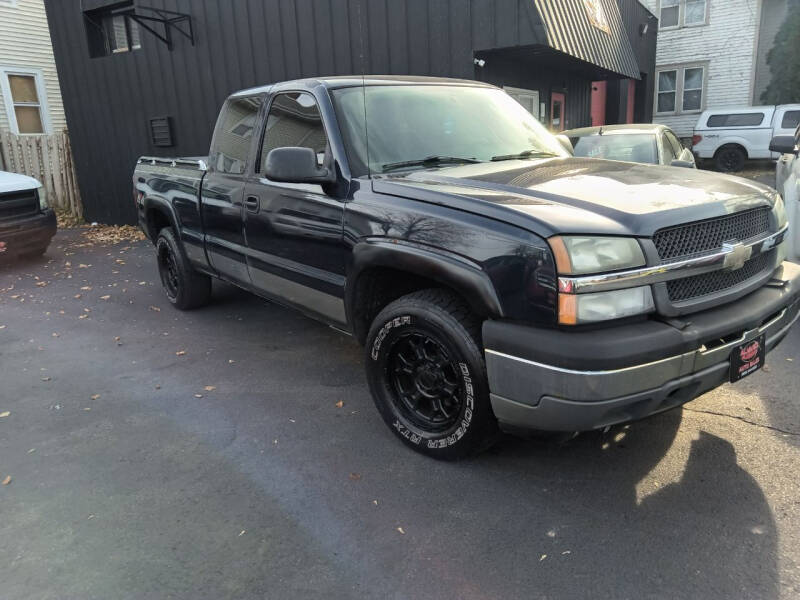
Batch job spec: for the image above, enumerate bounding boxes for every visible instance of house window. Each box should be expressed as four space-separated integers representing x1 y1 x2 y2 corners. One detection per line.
656 65 706 115
0 67 50 134
84 2 142 58
660 0 707 28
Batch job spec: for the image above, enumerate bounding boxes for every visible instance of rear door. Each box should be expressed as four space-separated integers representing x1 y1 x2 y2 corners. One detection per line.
201 94 264 285
242 90 348 325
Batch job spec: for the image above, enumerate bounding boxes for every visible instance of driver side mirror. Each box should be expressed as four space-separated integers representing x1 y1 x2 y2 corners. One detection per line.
670 159 696 169
769 135 799 155
264 147 336 184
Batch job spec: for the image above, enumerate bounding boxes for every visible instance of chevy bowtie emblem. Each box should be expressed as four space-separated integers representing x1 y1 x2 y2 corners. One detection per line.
722 242 752 271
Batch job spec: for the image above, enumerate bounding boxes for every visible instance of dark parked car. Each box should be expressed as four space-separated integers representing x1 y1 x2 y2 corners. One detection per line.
0 170 57 258
133 76 798 459
563 123 696 167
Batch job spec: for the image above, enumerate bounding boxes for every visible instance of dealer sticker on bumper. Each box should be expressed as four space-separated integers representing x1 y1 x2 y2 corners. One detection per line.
730 334 766 383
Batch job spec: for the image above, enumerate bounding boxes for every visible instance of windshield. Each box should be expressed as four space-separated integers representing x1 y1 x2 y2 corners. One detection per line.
331 85 568 176
571 133 658 164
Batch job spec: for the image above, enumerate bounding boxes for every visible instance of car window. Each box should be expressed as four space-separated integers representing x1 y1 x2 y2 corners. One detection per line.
571 134 658 164
707 113 765 127
665 131 683 158
210 96 263 174
260 92 328 172
781 110 800 130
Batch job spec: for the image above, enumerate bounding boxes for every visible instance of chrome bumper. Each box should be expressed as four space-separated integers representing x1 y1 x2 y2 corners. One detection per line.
486 291 800 433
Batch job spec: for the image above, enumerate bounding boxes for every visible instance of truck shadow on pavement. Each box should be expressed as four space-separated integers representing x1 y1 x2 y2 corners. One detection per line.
466 409 779 598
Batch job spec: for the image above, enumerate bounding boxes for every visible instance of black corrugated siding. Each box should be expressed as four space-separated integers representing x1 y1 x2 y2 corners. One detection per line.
44 0 655 224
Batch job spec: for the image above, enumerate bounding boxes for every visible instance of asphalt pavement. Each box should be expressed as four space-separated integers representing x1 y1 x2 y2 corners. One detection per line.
1 228 799 600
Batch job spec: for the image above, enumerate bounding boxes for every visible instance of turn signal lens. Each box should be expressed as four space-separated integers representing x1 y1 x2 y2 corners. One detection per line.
558 286 655 325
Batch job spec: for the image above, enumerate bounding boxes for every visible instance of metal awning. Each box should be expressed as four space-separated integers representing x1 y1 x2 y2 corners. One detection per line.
532 0 641 79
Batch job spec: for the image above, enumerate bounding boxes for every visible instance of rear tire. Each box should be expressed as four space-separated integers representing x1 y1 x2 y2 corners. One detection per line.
365 289 499 460
156 227 211 310
715 145 746 172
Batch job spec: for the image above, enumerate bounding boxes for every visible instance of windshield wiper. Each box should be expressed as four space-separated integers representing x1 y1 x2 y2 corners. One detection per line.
490 149 559 162
381 155 482 172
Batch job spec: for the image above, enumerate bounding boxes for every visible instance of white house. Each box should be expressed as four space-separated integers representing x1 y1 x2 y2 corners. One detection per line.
643 0 790 139
0 0 65 136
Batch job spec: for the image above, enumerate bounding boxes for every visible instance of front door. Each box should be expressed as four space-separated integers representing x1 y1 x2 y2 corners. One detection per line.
243 91 348 325
550 92 566 132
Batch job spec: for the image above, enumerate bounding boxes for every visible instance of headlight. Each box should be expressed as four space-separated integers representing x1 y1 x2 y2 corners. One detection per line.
773 194 787 229
549 235 645 275
558 286 655 325
37 185 48 210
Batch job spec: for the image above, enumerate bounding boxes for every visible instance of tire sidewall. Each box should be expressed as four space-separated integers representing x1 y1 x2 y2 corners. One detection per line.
156 229 185 306
366 304 494 459
716 146 745 172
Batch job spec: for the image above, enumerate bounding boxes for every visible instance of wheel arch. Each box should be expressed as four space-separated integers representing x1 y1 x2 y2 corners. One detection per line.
346 240 503 344
142 197 179 241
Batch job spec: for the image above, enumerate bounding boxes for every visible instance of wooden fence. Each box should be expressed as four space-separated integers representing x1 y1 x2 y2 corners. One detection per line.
0 129 83 217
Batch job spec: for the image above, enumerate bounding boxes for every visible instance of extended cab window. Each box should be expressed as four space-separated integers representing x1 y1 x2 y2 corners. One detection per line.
782 110 800 130
211 96 263 174
260 92 328 172
707 113 765 127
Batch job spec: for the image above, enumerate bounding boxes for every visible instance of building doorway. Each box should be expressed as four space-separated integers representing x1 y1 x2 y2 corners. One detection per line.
550 92 566 131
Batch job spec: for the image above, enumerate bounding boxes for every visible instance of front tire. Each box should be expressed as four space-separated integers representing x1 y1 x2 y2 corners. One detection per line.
156 228 211 310
365 289 499 460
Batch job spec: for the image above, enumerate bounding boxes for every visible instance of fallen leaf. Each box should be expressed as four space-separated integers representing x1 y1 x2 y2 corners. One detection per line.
228 359 235 364
372 500 378 506
203 385 216 392
238 530 246 537
1 476 10 485
155 384 161 390
83 407 91 411
100 295 111 300
114 336 121 341
35 281 47 287
0 411 10 418
90 394 100 400
80 286 92 291
41 376 51 382
539 554 547 561
0 325 5 329
138 281 147 286
52 332 59 337
349 472 361 481
79 314 88 319
397 527 405 535
561 550 571 555
175 350 186 356
149 305 161 312
78 263 89 268
194 394 203 398
335 400 344 408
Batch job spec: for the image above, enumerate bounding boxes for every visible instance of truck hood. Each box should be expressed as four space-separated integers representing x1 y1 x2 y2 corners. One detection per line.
0 170 40 194
372 158 778 237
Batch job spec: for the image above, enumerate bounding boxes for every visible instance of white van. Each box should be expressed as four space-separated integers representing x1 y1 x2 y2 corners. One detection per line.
692 104 800 172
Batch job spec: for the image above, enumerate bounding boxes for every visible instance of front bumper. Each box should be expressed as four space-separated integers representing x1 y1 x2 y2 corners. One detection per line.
484 261 800 432
0 209 57 255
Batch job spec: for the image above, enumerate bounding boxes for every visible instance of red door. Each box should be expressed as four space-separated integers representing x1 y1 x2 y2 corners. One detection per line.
551 93 566 131
591 81 607 126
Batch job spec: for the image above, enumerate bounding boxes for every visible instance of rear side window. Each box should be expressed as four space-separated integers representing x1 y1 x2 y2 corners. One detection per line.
211 96 263 174
707 113 765 127
260 92 328 172
781 110 800 130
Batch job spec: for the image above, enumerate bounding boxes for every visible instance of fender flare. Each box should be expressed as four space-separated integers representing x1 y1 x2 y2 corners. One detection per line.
346 239 505 326
141 196 179 240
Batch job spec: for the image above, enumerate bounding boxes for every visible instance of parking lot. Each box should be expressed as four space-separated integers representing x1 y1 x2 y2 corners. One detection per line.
1 228 799 600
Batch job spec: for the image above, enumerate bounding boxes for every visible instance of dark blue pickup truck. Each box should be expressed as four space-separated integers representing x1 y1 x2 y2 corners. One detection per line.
134 76 798 459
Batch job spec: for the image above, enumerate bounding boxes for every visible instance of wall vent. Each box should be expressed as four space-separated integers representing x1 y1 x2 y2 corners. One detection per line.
149 116 173 147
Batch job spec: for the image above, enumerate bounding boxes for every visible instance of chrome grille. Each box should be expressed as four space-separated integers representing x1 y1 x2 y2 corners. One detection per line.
0 190 39 221
666 251 773 302
653 207 771 261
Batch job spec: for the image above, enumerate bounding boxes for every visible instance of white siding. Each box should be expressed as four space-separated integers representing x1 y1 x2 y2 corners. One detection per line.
0 0 66 132
644 0 760 137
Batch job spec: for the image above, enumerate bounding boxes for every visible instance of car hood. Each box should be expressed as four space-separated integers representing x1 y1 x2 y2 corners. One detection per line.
372 158 777 237
0 170 40 194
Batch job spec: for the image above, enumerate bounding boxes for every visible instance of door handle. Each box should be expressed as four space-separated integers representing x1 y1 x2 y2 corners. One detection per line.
245 195 260 213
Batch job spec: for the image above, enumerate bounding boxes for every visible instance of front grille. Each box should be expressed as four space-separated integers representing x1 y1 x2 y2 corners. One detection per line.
666 250 773 302
0 190 39 221
653 207 771 261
